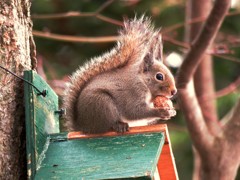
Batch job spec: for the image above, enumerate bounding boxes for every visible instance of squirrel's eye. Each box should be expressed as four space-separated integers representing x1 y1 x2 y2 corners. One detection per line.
156 73 164 81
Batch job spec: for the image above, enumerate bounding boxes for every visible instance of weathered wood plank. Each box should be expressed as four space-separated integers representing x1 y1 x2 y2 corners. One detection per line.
24 71 36 178
35 132 165 179
24 70 59 179
68 124 167 139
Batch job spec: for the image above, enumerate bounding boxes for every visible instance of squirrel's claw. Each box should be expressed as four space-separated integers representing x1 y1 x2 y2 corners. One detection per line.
158 109 176 120
112 121 129 133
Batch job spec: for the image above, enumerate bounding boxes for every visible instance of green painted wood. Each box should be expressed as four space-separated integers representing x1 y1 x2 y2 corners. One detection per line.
24 70 60 179
24 70 166 179
35 132 165 180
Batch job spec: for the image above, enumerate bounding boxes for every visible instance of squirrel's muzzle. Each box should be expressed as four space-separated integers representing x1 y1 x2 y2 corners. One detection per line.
171 89 177 96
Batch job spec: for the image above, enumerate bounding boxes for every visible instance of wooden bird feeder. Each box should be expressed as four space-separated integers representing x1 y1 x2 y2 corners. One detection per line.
24 70 178 180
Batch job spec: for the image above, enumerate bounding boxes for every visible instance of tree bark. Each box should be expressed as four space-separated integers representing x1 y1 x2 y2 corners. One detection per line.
0 0 34 179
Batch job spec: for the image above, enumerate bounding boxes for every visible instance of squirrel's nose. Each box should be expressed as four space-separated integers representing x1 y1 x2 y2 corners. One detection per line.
171 89 177 96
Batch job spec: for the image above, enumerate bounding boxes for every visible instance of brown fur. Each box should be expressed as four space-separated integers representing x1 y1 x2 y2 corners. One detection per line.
63 16 177 133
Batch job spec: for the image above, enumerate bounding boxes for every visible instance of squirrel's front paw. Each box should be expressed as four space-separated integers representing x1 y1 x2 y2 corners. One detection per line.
112 121 129 133
158 109 176 120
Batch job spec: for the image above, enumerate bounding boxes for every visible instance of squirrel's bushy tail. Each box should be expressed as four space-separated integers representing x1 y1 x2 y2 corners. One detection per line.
63 16 161 130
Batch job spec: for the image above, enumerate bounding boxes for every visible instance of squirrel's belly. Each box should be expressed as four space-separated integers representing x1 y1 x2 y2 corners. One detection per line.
122 117 158 127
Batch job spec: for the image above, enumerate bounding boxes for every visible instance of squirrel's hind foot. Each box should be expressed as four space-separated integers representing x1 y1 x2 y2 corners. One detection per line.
112 121 129 133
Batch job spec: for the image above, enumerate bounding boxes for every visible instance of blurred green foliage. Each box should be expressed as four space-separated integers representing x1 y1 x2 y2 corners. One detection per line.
31 0 240 179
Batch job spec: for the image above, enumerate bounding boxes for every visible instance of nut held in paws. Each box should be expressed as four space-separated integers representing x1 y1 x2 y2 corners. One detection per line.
153 96 174 109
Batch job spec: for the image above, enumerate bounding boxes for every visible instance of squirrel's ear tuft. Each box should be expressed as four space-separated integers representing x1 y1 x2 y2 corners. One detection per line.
151 32 163 62
142 32 163 72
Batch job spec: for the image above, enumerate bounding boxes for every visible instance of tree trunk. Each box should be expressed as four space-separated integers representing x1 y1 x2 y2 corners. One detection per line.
0 0 34 179
178 0 240 179
185 0 221 179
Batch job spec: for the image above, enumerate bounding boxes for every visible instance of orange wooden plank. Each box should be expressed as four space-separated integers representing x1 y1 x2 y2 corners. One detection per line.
67 124 167 139
158 127 179 180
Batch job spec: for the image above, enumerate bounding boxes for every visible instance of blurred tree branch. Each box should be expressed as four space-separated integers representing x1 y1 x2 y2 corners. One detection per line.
216 77 240 98
177 0 240 179
213 54 240 64
162 35 189 48
33 30 119 43
177 0 231 87
31 0 123 26
162 10 240 34
189 77 240 106
32 30 240 65
32 12 123 26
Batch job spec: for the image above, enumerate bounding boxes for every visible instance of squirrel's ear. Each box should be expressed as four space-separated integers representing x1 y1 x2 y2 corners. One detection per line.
143 52 154 72
142 32 163 72
152 33 163 62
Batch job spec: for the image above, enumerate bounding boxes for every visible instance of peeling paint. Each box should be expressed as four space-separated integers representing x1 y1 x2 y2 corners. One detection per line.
45 113 60 134
36 137 50 171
